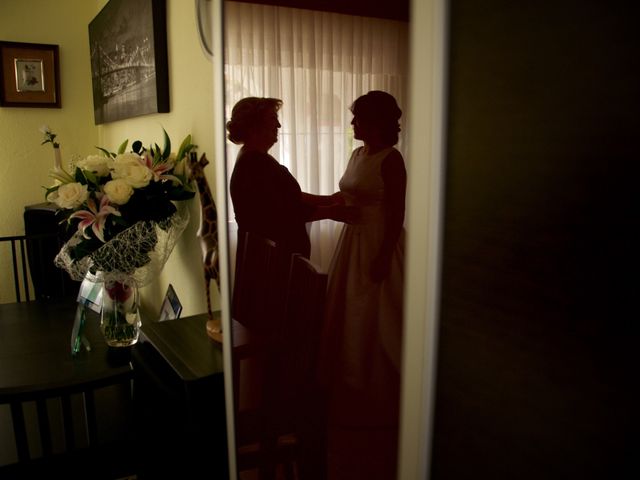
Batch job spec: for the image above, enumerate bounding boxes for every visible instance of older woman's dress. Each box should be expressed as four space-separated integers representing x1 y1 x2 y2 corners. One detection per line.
230 149 313 259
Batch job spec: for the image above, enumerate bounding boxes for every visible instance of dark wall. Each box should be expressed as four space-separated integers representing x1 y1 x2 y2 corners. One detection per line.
433 1 636 478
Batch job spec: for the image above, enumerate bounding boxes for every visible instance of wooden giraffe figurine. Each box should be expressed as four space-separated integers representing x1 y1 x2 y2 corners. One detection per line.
188 152 223 343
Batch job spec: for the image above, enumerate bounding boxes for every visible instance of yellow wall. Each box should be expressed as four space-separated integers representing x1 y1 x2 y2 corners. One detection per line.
0 0 218 316
0 0 99 303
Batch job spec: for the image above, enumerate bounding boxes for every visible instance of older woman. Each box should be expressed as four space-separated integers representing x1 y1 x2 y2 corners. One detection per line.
228 96 352 259
228 97 356 476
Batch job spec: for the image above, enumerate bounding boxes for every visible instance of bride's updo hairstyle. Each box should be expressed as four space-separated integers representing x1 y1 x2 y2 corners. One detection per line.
350 90 402 147
226 97 283 145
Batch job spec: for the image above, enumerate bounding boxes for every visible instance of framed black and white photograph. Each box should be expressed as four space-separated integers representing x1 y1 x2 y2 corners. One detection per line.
15 59 44 92
0 41 61 108
89 0 169 124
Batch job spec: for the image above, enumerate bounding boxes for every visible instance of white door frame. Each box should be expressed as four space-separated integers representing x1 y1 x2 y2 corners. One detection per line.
212 1 449 477
398 0 448 478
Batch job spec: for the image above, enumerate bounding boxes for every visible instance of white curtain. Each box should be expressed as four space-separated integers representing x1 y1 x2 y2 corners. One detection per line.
224 1 409 270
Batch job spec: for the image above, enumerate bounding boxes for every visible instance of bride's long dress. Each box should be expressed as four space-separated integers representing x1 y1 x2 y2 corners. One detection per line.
320 146 405 479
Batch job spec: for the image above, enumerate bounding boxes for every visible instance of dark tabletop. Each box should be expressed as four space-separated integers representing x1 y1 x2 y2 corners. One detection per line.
138 312 224 383
0 300 132 398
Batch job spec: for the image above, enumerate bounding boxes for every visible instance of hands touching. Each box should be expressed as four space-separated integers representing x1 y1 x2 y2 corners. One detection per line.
329 191 359 224
330 191 346 205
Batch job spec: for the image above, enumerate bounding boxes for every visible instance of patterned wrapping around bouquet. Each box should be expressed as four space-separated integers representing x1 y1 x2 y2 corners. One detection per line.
55 209 189 287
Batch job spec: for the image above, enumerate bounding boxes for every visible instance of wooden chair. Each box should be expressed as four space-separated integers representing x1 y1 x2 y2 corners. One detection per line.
235 254 329 480
1 233 75 303
0 370 136 479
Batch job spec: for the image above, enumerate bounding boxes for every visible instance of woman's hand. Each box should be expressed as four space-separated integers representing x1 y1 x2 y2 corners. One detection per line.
330 191 346 205
332 204 360 224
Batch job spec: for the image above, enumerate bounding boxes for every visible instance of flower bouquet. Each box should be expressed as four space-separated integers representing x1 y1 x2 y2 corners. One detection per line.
42 126 196 346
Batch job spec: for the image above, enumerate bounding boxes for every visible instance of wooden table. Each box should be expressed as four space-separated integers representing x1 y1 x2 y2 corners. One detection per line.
0 300 132 399
0 299 135 476
0 301 229 476
131 313 228 478
137 312 224 382
134 312 225 429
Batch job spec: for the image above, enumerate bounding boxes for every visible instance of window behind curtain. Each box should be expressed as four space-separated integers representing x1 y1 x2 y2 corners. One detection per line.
224 1 409 269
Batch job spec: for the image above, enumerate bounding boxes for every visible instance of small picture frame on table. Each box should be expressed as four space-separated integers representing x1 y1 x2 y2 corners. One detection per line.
159 284 182 322
0 41 61 108
77 276 103 313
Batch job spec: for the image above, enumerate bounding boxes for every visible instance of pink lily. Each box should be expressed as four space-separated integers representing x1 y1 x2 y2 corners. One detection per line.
142 153 179 183
69 194 120 243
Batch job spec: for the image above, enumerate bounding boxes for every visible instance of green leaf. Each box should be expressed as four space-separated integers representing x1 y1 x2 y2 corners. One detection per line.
169 189 196 201
153 144 162 165
161 128 171 159
74 168 85 183
44 184 60 201
96 146 114 158
176 134 193 162
111 215 129 227
83 170 99 186
117 139 129 154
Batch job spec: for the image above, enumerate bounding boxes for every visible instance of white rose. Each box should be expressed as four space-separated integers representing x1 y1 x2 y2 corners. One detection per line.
76 154 112 177
51 183 89 209
112 153 152 188
113 152 143 166
104 179 134 205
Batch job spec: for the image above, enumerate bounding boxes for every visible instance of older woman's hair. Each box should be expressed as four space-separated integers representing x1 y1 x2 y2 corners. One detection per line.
350 91 402 146
226 97 283 144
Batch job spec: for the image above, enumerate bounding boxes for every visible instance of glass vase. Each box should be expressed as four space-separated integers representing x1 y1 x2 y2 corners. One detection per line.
100 279 141 347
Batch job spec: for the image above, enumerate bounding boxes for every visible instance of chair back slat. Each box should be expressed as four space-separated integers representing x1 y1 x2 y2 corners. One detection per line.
3 236 31 302
10 401 29 462
18 237 30 301
61 395 75 451
9 239 21 302
84 389 99 445
36 399 53 457
278 254 328 401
